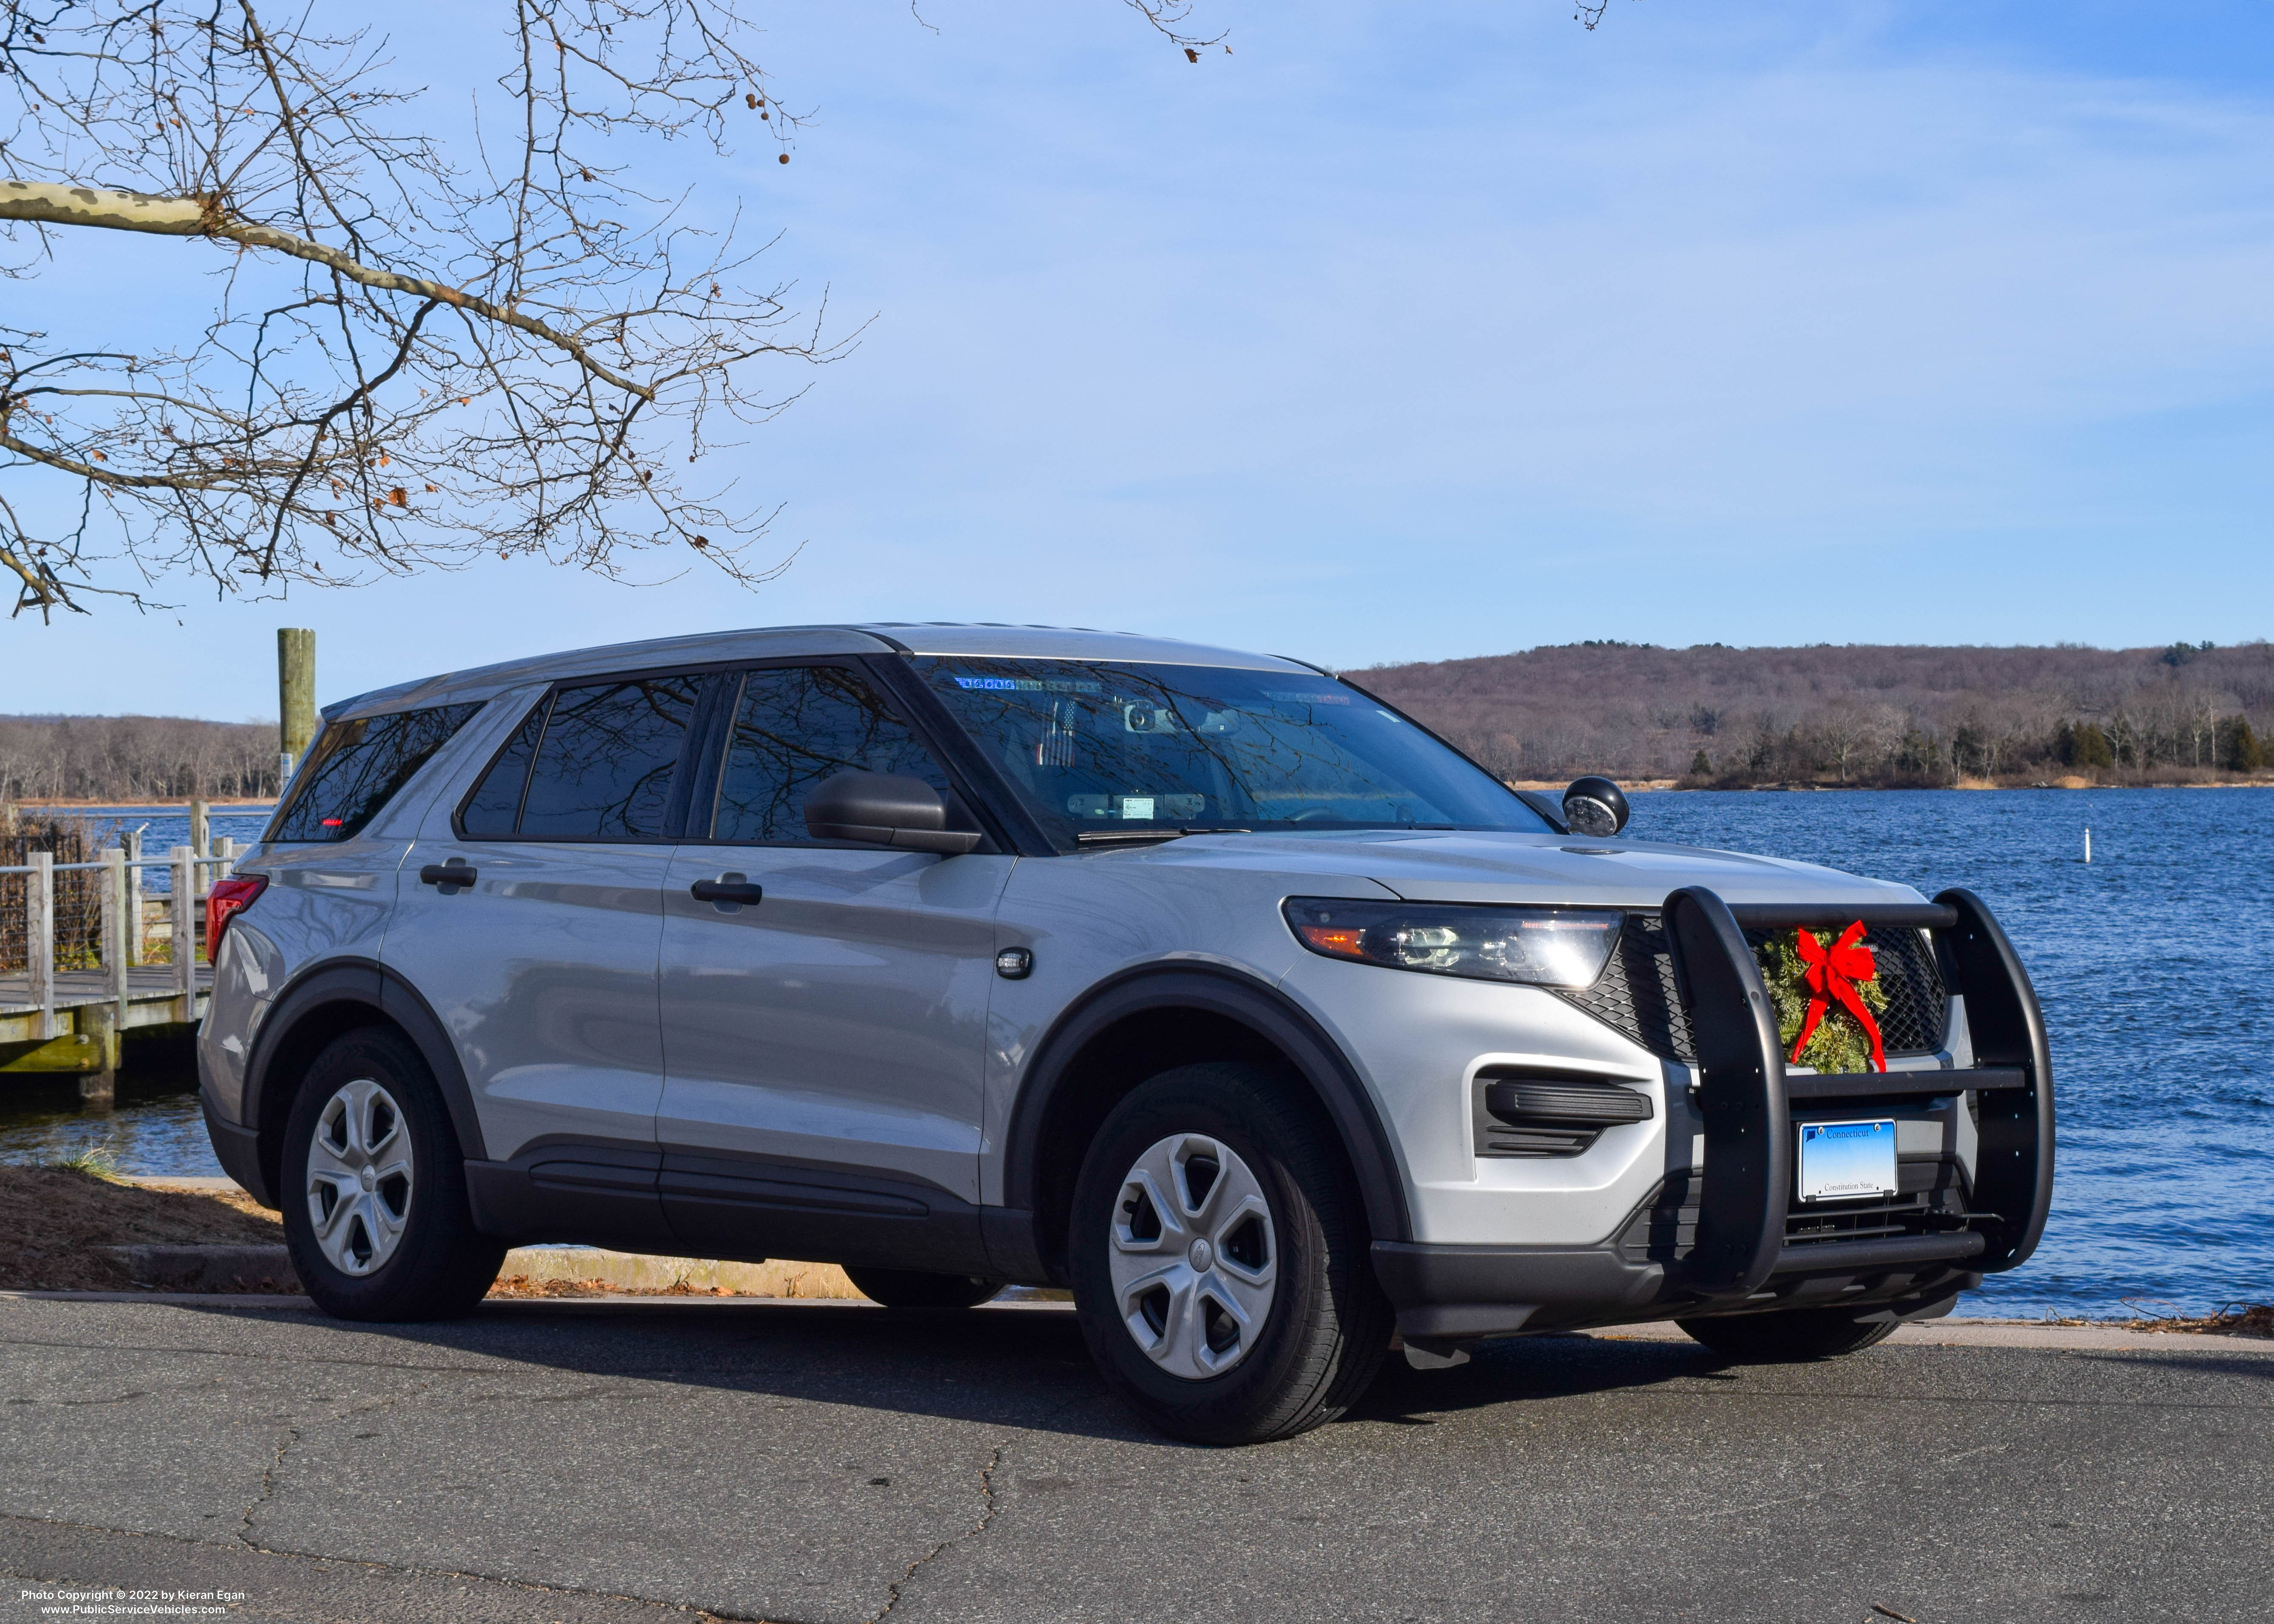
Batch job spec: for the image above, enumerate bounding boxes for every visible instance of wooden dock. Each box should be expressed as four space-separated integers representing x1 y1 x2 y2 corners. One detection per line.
3 841 240 1100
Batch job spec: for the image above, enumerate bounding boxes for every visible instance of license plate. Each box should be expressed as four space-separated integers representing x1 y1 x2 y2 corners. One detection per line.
1797 1119 1898 1202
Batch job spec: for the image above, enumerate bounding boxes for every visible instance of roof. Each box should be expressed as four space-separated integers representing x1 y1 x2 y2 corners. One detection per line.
323 623 1312 718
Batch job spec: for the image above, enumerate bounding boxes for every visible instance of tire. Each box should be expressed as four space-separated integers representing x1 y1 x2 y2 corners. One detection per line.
1676 1308 1900 1362
280 1025 505 1322
1068 1061 1391 1445
844 1266 1004 1308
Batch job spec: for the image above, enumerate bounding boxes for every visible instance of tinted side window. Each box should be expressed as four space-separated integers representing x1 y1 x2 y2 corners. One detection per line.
517 676 701 839
710 666 952 843
268 703 483 842
459 697 548 837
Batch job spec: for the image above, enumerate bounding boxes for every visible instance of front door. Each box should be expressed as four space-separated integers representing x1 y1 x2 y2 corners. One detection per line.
656 662 1011 1267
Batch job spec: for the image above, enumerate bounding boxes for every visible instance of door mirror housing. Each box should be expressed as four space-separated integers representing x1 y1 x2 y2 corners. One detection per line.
1562 776 1630 838
805 772 982 855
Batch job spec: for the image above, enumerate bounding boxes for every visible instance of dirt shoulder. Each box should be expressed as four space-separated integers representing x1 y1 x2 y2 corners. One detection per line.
0 1166 282 1291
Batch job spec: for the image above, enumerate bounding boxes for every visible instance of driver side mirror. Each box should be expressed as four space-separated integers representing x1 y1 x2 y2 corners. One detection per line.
1562 776 1630 838
805 771 982 855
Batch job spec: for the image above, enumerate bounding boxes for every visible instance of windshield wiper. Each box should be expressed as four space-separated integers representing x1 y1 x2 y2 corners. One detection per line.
1075 826 1252 846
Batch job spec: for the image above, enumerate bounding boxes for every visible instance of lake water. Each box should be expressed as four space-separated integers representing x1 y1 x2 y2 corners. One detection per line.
3 790 2265 1319
22 804 279 893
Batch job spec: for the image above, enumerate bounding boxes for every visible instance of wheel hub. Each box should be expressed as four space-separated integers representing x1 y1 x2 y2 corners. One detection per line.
305 1077 415 1278
1107 1132 1278 1380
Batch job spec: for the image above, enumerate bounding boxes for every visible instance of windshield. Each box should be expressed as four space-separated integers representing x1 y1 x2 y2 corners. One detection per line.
916 658 1553 847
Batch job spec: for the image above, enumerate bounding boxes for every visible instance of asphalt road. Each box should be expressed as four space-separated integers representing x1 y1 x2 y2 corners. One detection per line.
3 1297 2271 1624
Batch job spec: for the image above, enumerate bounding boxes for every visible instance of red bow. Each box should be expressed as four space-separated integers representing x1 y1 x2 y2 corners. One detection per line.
1789 922 1885 1072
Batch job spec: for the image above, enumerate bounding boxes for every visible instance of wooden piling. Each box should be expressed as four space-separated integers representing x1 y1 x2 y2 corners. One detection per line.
171 845 196 1023
279 628 317 785
190 798 211 898
123 826 143 966
26 850 54 1041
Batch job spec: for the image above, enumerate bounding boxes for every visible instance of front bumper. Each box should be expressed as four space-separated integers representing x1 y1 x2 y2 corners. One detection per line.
1375 885 2054 1347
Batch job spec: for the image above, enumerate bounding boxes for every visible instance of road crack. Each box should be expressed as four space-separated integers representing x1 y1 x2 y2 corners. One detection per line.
237 1422 299 1548
873 1443 1003 1621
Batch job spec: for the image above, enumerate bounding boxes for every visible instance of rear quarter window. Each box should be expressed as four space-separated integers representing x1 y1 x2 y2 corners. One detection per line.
267 703 485 843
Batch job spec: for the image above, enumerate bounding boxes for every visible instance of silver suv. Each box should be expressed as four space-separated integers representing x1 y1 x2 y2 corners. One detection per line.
199 624 2053 1443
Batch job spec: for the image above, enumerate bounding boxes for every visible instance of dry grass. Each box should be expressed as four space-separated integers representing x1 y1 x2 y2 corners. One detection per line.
2130 1303 2274 1339
2027 1302 2274 1340
0 1165 283 1291
488 1274 749 1299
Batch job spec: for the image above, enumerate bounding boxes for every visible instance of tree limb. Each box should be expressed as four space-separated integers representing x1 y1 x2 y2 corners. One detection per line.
0 179 656 400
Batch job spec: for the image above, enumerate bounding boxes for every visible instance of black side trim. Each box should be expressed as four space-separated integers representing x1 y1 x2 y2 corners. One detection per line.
1663 886 1790 1301
658 1148 991 1275
463 1137 673 1250
1932 888 2055 1273
240 958 489 1198
1001 964 1413 1264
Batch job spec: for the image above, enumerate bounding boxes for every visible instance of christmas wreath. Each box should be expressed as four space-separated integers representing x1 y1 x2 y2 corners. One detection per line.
1759 922 1889 1073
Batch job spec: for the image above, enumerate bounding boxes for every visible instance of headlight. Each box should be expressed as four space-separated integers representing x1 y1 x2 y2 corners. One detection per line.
1282 898 1621 988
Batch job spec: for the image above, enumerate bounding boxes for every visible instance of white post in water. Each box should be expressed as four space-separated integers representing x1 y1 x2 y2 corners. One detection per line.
26 849 55 1040
103 846 128 1019
123 826 145 966
171 844 197 1020
190 799 211 898
2084 827 2092 864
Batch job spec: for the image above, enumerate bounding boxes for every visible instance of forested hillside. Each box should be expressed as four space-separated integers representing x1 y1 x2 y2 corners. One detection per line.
1357 642 2274 787
0 715 278 803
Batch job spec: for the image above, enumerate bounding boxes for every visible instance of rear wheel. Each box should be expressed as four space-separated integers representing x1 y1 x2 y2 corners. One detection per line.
1676 1308 1899 1362
1068 1062 1390 1445
844 1266 1004 1308
281 1026 504 1322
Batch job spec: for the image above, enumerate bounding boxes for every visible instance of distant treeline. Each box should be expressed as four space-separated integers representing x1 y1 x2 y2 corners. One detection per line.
0 714 279 803
1359 641 2274 788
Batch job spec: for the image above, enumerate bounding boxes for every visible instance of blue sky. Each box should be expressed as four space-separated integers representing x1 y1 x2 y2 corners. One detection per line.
11 0 2274 719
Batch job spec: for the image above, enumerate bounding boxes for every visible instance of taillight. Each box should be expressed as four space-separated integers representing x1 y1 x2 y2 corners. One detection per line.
206 876 268 959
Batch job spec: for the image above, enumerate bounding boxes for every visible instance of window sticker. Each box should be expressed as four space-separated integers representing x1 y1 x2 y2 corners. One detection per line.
953 676 1102 693
1262 690 1353 704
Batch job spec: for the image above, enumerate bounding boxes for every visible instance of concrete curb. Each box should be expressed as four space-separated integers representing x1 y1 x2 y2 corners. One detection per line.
78 1242 876 1299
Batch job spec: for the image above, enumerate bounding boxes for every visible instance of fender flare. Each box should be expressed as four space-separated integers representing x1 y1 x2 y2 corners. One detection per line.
1001 963 1414 1254
242 956 488 1194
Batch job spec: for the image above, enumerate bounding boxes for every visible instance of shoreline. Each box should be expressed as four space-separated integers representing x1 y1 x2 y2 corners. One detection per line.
7 799 275 810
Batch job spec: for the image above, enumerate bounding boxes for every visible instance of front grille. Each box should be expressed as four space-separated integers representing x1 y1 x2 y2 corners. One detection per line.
1616 1158 1974 1266
1557 913 1949 1065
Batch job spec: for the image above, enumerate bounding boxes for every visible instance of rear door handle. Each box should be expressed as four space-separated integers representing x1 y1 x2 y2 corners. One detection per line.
690 876 764 907
419 861 478 890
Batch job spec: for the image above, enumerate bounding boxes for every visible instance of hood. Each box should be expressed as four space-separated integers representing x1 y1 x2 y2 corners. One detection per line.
1117 828 1924 911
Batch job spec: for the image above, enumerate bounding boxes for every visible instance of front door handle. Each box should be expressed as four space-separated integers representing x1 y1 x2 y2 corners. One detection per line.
690 875 764 907
419 861 478 891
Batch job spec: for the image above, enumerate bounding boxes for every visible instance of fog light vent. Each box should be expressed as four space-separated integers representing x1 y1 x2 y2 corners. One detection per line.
1474 1070 1653 1159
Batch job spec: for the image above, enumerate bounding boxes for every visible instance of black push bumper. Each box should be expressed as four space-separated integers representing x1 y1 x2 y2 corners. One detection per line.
1377 886 2054 1345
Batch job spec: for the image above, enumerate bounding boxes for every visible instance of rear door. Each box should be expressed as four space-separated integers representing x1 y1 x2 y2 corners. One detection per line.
385 670 708 1245
656 661 1013 1268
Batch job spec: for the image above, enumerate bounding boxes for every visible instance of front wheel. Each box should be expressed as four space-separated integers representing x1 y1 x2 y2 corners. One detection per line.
280 1026 504 1322
843 1266 1004 1308
1676 1307 1899 1362
1068 1062 1390 1445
